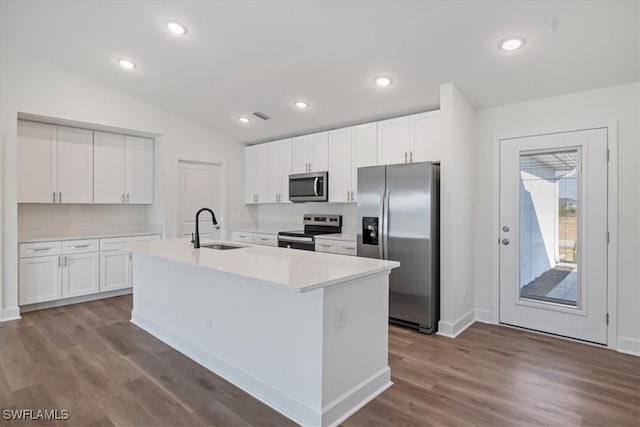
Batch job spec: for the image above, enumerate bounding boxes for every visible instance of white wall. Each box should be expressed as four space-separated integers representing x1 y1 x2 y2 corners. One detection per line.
437 83 477 336
474 82 640 350
0 48 252 320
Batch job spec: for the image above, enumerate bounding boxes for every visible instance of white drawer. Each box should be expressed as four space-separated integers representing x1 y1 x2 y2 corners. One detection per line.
231 231 254 243
132 234 161 242
315 240 338 253
315 240 357 256
62 239 99 254
252 233 277 247
100 237 132 252
20 241 62 258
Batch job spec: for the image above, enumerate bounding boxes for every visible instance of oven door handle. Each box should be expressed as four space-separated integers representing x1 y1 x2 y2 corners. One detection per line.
278 235 314 243
313 177 319 196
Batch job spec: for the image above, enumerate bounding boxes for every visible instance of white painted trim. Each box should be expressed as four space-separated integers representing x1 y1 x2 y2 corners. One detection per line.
437 309 475 338
492 121 619 349
617 336 640 357
19 288 132 313
324 372 392 427
1 307 21 322
175 157 229 241
475 309 494 324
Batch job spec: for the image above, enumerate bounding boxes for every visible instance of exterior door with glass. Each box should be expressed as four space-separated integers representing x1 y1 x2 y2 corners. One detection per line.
499 128 608 344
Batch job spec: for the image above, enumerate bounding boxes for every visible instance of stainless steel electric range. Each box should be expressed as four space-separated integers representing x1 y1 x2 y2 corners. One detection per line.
278 214 342 251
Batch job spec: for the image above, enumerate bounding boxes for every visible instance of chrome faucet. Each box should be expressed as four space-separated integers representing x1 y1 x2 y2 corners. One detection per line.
192 208 218 249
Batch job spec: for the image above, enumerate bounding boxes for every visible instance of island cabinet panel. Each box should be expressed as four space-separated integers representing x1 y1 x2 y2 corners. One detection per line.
128 240 397 427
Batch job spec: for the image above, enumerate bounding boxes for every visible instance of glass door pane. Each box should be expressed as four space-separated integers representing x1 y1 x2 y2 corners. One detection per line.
519 148 580 307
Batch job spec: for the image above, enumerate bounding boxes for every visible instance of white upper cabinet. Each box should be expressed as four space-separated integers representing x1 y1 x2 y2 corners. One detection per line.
267 139 292 203
351 122 378 199
245 144 269 204
411 111 442 163
378 111 441 165
292 132 328 173
329 123 378 203
328 127 353 203
94 131 154 204
57 126 94 203
18 121 57 203
94 132 126 203
125 136 154 204
18 121 93 203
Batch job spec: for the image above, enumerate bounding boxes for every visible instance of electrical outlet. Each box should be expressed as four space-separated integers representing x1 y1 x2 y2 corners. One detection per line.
335 305 347 329
48 211 55 222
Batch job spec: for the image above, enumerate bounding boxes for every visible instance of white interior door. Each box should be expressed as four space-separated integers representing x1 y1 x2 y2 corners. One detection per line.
499 128 608 344
178 161 223 240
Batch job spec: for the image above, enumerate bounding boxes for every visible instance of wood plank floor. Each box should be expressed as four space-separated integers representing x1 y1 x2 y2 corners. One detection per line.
0 295 638 426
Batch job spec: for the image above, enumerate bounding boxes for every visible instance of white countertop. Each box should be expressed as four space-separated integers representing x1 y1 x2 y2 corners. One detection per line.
120 238 399 293
314 233 357 242
229 223 300 234
19 224 163 243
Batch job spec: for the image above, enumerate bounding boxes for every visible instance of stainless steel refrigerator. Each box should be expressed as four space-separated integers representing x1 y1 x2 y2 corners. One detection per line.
357 162 440 334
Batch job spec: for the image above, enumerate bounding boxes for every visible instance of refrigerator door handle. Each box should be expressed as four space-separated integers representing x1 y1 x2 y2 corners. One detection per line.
382 189 390 260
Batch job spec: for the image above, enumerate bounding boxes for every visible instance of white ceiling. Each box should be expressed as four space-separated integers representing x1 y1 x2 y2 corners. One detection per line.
1 1 638 144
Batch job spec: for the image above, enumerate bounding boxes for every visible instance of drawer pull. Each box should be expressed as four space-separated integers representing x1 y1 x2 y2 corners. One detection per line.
257 238 268 241
319 244 332 248
73 244 91 248
342 246 356 250
33 247 51 252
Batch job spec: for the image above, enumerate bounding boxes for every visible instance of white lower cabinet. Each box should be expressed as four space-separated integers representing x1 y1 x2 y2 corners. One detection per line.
230 230 278 247
314 239 357 256
19 255 62 305
19 234 161 307
62 252 99 298
100 250 131 292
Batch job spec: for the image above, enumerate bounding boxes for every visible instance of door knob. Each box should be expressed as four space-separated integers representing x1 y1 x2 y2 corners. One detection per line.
501 238 510 245
502 226 510 232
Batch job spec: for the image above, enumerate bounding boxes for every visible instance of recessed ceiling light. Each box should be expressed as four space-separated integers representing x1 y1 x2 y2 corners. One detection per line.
117 58 136 70
238 116 251 124
166 21 188 35
374 76 393 87
294 101 310 109
499 36 526 51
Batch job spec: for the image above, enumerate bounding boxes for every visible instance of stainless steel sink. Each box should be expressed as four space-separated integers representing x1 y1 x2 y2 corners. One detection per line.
200 244 245 250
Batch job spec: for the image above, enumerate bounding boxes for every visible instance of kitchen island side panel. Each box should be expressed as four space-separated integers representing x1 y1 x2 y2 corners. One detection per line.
130 254 324 424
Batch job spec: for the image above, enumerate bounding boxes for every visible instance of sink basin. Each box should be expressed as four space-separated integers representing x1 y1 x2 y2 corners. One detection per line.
200 244 245 250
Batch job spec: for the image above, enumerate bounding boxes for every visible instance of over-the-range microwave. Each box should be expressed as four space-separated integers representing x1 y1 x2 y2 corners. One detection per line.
289 171 328 202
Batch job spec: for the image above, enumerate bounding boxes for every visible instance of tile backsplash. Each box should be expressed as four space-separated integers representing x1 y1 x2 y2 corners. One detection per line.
18 203 150 230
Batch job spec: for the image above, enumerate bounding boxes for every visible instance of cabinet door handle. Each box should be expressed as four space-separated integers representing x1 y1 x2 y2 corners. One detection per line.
122 193 125 203
129 253 132 261
59 192 62 203
405 151 408 163
127 193 130 203
58 256 61 268
53 192 56 203
64 256 68 267
410 151 413 162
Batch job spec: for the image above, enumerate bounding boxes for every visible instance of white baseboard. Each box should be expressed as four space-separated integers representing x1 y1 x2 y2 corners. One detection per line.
132 310 390 426
437 309 475 338
1 307 21 322
617 336 640 356
20 288 132 313
474 309 494 324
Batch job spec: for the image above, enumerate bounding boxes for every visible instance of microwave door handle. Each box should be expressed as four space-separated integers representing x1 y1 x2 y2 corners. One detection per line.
313 177 319 196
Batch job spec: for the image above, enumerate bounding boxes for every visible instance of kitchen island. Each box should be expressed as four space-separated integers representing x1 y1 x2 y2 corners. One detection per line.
119 238 399 427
